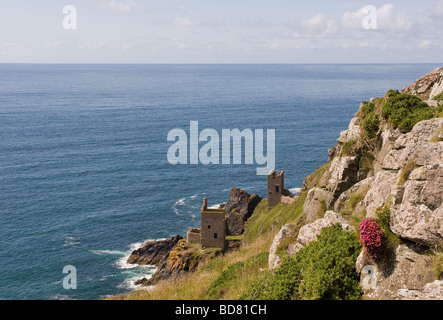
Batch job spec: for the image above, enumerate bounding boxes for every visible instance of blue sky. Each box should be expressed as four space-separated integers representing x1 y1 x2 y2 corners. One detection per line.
0 0 442 63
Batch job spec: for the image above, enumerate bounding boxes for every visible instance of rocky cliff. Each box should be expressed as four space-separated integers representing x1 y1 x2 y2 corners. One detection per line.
224 188 262 235
270 67 443 300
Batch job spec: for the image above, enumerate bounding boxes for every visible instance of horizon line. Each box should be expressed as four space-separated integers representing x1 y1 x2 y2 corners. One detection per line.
0 62 441 65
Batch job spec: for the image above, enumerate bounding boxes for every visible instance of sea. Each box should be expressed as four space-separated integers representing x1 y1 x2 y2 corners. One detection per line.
0 63 439 300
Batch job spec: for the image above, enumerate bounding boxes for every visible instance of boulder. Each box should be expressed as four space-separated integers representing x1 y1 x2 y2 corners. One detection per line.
127 235 182 266
268 224 297 270
397 280 443 300
324 156 360 203
358 243 435 300
382 118 443 171
363 170 397 218
401 67 443 101
285 211 352 258
334 176 374 213
302 187 333 224
338 116 362 144
390 164 443 247
224 188 262 235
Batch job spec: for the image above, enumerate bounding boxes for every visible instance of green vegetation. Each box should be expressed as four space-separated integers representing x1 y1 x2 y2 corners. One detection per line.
318 200 327 218
375 203 401 252
206 252 269 299
359 100 382 139
342 139 358 156
339 187 370 231
302 162 331 190
243 196 306 244
381 90 436 132
226 235 244 241
241 224 363 300
361 111 380 139
433 92 443 101
398 161 419 186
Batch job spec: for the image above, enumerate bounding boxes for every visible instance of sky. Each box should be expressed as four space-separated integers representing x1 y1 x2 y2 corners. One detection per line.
0 0 442 63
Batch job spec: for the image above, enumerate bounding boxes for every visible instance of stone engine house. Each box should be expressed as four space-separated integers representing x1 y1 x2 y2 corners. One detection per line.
200 198 226 251
267 170 284 211
186 198 226 251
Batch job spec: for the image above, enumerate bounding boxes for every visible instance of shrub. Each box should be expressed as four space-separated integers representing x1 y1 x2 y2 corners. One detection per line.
375 203 401 251
242 224 363 300
361 111 380 139
381 91 435 132
433 92 443 101
342 139 358 156
361 101 375 117
359 218 384 262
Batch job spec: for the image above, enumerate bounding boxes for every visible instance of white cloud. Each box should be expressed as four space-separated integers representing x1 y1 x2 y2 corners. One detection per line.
419 40 431 48
431 0 443 16
77 42 105 50
173 17 200 27
100 0 142 13
44 42 62 49
302 14 326 32
3 42 25 49
301 14 338 36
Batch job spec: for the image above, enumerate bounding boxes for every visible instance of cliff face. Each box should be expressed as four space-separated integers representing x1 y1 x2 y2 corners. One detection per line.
271 68 443 300
224 188 262 236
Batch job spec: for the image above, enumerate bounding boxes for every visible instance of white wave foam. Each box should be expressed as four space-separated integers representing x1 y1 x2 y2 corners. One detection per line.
90 250 126 256
118 267 157 290
208 203 224 209
49 294 75 300
289 187 302 196
63 236 80 247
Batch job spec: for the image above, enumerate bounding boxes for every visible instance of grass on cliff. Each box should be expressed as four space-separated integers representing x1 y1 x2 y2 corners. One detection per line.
110 197 310 301
398 161 419 186
302 162 331 191
375 203 401 252
433 92 443 102
110 236 271 300
243 196 307 244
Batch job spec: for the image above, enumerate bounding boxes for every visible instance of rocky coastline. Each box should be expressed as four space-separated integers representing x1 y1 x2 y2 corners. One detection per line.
123 67 443 300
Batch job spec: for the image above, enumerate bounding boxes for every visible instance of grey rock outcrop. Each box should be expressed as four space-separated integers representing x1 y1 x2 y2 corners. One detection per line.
397 280 443 300
390 164 443 247
268 224 297 270
402 67 443 101
357 243 435 300
127 235 183 266
302 187 332 223
224 188 262 235
283 212 352 261
382 118 443 171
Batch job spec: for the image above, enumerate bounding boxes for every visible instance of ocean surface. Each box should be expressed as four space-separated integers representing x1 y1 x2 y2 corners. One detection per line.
0 63 440 300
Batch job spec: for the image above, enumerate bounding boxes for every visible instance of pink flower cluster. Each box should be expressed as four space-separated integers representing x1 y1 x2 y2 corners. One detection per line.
359 218 384 261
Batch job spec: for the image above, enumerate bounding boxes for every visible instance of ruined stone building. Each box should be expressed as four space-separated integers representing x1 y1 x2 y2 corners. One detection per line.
201 198 226 251
267 170 284 211
186 198 226 251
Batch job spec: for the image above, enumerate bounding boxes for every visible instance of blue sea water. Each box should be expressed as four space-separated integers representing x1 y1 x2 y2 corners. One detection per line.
0 63 440 300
